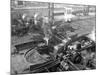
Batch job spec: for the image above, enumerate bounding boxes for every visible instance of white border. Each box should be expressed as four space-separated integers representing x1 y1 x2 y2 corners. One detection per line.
0 0 99 75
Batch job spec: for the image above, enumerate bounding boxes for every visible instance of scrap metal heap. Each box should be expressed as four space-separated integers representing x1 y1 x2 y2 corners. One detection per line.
22 34 95 73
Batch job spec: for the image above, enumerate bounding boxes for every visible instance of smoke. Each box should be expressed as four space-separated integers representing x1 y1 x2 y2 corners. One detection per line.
43 37 49 45
87 28 96 42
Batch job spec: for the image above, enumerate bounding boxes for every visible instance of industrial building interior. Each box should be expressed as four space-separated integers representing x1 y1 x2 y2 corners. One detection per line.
11 0 96 74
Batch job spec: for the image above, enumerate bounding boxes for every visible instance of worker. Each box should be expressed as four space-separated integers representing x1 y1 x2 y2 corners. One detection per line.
42 16 52 45
34 13 38 25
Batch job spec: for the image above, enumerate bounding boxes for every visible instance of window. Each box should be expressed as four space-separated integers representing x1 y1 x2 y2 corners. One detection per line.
18 1 23 5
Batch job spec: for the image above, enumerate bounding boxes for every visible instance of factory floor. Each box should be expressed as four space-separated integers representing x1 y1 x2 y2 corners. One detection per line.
11 17 96 74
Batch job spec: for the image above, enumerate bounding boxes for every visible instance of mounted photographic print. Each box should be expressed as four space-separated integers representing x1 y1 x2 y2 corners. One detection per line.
11 0 96 75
